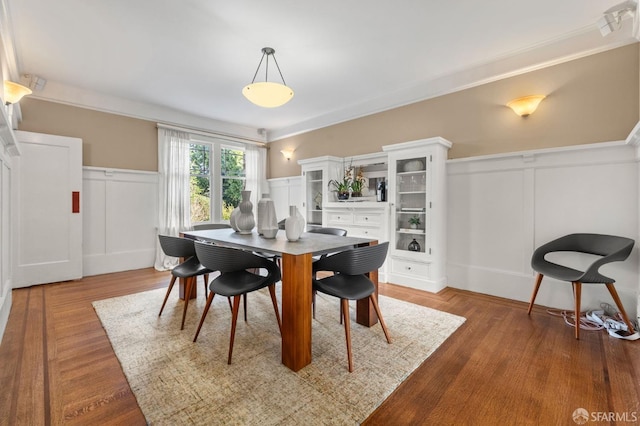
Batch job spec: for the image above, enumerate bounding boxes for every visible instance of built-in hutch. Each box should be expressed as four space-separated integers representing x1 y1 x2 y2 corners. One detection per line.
383 138 451 292
268 137 451 292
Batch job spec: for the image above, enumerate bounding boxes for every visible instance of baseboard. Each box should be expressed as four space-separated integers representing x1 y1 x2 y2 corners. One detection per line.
83 249 155 277
0 286 12 345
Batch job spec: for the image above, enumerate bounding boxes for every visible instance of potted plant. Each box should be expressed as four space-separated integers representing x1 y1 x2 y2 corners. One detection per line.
409 215 421 229
329 177 351 200
350 166 366 197
350 178 364 197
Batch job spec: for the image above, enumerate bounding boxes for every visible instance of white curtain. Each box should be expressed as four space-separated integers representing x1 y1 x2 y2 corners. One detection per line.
155 128 192 270
245 144 268 209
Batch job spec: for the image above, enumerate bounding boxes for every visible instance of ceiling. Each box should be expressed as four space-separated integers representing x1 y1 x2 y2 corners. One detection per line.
4 0 638 141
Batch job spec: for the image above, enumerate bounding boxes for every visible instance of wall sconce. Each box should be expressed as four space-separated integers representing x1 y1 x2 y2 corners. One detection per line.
280 149 294 160
507 95 546 117
3 81 32 105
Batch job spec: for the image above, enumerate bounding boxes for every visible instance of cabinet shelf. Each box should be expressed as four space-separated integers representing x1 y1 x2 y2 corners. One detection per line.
397 228 425 234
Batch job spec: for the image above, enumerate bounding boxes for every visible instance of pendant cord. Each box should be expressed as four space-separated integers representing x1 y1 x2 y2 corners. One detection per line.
248 49 288 86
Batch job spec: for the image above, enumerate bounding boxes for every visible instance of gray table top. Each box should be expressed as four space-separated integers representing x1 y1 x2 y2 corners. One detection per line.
182 228 376 256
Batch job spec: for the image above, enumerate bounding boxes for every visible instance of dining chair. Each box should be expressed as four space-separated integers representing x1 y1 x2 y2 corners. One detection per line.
157 235 211 330
528 233 636 339
191 223 232 231
308 227 348 319
193 242 282 364
312 242 391 372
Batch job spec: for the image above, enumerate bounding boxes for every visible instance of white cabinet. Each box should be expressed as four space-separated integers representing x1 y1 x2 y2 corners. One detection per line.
324 202 390 281
297 156 342 228
383 137 451 292
268 176 302 224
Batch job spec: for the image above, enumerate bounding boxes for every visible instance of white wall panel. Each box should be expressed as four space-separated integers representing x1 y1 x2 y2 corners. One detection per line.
447 141 639 317
83 167 158 276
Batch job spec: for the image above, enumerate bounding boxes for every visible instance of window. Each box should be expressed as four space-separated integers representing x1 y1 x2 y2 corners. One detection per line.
189 141 246 224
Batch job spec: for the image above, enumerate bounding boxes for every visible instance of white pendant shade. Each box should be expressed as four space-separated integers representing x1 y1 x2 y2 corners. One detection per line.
242 81 294 108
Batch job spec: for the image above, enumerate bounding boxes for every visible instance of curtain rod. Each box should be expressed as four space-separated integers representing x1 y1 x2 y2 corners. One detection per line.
157 123 266 147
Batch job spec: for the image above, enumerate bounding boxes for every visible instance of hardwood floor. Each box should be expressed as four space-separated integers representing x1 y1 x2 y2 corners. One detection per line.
1 268 639 425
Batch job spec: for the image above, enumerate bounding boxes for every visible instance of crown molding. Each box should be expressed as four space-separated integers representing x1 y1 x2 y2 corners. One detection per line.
267 22 638 142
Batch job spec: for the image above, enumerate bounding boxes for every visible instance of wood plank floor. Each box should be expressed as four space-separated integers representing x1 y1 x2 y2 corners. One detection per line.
1 268 639 425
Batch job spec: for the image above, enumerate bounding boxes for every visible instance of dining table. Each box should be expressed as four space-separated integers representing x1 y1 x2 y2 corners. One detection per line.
181 227 379 372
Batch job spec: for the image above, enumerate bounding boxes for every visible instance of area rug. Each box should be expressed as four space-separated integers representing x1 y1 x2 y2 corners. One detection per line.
93 287 465 425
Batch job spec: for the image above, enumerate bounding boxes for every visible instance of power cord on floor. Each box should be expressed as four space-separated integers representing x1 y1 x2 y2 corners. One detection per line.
546 303 640 341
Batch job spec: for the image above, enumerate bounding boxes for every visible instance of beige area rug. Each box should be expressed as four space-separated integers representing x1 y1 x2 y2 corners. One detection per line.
93 286 465 425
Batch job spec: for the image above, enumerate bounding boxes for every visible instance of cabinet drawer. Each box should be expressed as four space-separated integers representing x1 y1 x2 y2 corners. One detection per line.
390 258 429 278
346 226 381 240
353 212 382 226
326 211 354 224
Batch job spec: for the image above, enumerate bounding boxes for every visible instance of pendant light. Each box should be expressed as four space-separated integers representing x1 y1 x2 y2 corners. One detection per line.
242 47 294 108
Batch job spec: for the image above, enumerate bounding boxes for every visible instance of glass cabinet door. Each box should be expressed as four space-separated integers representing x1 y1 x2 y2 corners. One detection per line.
394 156 427 253
305 169 324 226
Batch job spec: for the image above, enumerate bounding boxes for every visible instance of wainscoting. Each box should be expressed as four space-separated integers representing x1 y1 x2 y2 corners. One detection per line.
447 141 639 317
82 167 158 276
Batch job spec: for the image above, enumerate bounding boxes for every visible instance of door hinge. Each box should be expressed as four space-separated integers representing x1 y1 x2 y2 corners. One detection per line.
429 248 432 255
429 201 432 208
430 155 432 162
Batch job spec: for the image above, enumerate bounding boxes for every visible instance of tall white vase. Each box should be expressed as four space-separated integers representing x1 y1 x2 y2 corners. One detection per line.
236 190 255 234
257 193 278 235
285 205 305 242
229 206 240 232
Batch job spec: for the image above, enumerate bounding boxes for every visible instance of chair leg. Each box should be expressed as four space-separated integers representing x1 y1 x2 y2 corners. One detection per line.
341 299 354 372
312 289 316 319
203 274 209 297
573 281 582 340
605 283 636 333
158 275 177 317
527 273 544 315
181 277 194 330
369 294 392 344
243 293 248 322
268 284 282 333
228 295 242 364
193 292 215 342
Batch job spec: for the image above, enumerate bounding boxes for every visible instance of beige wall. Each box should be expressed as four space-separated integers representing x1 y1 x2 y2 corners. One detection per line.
269 43 639 178
18 98 158 171
15 44 639 176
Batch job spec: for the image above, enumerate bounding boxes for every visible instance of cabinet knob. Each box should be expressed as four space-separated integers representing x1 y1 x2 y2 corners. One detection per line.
406 266 411 270
365 217 368 220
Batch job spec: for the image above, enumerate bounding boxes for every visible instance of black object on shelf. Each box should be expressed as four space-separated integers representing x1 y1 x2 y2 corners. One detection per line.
377 179 386 202
408 238 421 252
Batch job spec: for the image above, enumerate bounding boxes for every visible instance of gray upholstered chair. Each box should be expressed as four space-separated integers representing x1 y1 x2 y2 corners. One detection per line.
528 233 635 339
312 242 391 372
192 242 282 364
157 235 211 330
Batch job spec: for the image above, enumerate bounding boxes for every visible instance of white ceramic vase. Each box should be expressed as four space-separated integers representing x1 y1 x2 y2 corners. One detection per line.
285 205 305 242
229 206 240 232
236 190 255 234
257 193 278 236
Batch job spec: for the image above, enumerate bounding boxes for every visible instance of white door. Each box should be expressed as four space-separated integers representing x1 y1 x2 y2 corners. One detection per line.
12 131 83 287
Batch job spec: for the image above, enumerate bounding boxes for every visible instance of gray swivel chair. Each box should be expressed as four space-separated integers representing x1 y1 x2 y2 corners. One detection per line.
192 242 282 364
157 235 211 330
528 233 635 339
312 242 392 372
